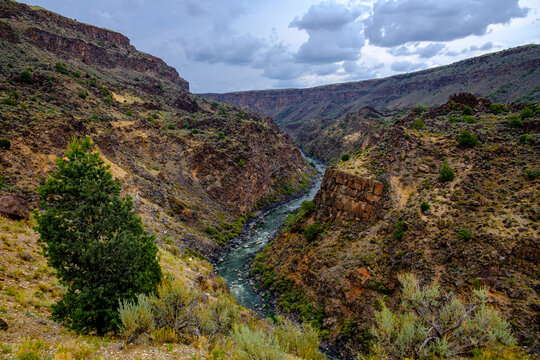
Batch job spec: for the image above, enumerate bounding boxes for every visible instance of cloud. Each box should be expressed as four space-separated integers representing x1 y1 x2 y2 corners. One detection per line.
388 42 445 58
289 1 363 30
364 0 529 47
415 43 446 58
460 42 495 53
183 33 265 65
343 61 383 81
391 60 425 72
290 1 365 64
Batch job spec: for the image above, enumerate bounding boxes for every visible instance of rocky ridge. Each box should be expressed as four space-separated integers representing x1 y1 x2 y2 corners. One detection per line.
253 94 539 358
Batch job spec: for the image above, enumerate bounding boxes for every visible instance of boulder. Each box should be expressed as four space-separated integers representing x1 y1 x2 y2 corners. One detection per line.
0 195 30 220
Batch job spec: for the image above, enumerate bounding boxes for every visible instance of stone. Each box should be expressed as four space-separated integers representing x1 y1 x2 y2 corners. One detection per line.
373 183 384 196
0 195 30 220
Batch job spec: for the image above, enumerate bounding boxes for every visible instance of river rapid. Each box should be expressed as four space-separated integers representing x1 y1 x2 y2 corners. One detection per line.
217 156 326 313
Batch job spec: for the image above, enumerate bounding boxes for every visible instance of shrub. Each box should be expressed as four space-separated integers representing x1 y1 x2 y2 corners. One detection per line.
392 221 407 240
456 228 473 240
439 160 455 182
167 123 175 130
370 273 515 358
520 107 533 120
462 105 473 115
126 110 133 117
191 129 198 134
490 103 509 114
524 169 540 179
420 201 430 213
449 116 460 123
54 62 68 74
78 91 88 99
232 325 287 360
457 130 479 148
341 153 350 161
274 318 324 360
0 138 11 150
462 115 477 124
35 137 162 333
300 200 316 215
518 134 533 144
218 131 225 139
303 222 322 242
0 98 17 106
118 294 155 343
412 118 425 129
413 105 429 114
20 70 32 84
507 115 523 128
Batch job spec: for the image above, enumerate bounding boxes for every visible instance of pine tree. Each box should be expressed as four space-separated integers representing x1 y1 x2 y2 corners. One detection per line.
35 137 162 333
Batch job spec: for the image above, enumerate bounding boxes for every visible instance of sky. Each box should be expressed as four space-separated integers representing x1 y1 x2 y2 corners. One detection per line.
18 0 540 93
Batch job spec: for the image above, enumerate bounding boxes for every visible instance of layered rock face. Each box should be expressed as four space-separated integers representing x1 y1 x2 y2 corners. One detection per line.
0 0 189 90
0 0 312 255
314 169 384 223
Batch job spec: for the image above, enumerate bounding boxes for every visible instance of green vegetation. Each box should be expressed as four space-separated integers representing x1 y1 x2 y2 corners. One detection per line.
35 137 162 333
370 273 515 358
341 153 350 161
507 115 523 128
303 222 322 242
238 159 246 167
392 221 407 240
462 115 477 124
19 70 33 84
412 118 425 129
519 107 533 120
54 62 68 75
420 201 430 213
448 116 460 123
518 134 533 144
524 169 540 179
462 105 473 115
1 97 17 106
167 123 175 130
456 228 473 241
77 91 88 99
413 105 429 114
439 160 455 182
0 138 11 150
490 103 509 114
203 215 249 245
457 130 479 148
125 110 133 117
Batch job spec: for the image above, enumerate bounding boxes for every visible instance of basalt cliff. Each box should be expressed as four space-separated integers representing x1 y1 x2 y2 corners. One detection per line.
253 94 539 358
203 45 540 163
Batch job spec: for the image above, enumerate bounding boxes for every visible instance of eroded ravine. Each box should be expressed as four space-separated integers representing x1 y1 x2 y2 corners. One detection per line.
217 155 326 313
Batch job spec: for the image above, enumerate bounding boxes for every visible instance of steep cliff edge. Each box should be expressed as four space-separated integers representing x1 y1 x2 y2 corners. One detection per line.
0 0 313 256
253 94 539 357
202 45 540 162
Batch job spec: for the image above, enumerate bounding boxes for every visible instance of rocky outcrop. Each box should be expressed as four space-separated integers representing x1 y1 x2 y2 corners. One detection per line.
314 169 384 223
0 0 189 90
0 194 29 220
202 44 540 132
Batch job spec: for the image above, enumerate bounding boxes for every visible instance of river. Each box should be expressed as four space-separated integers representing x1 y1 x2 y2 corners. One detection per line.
217 156 326 313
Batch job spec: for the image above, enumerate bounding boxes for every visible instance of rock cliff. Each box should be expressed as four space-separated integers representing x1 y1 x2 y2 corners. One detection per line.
0 0 312 256
314 169 384 223
253 95 540 357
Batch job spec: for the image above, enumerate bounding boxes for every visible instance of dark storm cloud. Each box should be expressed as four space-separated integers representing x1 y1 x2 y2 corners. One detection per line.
365 0 529 47
289 1 366 64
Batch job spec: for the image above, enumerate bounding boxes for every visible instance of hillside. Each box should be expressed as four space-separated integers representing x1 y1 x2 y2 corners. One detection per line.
252 94 540 358
0 1 322 358
202 45 540 161
0 0 314 256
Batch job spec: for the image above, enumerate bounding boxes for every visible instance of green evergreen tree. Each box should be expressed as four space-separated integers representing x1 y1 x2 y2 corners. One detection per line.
35 137 161 334
438 160 455 182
